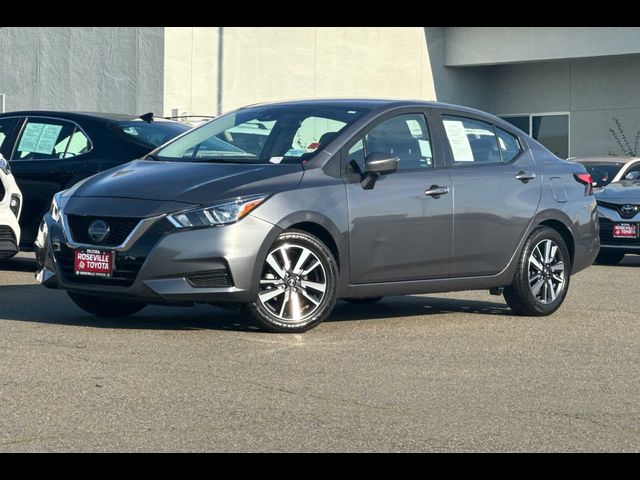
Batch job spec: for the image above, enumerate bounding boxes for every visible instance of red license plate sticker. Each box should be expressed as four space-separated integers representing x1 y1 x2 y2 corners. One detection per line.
613 223 637 239
74 249 113 277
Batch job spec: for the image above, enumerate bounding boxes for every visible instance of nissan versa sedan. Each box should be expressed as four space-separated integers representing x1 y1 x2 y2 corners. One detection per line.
35 99 599 332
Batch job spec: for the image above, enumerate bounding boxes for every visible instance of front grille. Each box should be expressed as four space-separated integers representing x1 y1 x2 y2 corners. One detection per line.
598 201 640 220
599 218 640 246
66 215 140 247
0 225 15 243
55 244 145 287
0 225 17 259
186 269 234 288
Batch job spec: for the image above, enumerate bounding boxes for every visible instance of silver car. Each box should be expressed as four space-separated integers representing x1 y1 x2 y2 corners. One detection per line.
35 99 599 332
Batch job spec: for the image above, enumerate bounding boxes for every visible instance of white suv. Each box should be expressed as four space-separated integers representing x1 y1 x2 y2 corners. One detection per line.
0 154 22 261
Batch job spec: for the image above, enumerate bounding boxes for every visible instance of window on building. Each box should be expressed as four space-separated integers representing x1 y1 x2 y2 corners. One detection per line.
499 113 569 159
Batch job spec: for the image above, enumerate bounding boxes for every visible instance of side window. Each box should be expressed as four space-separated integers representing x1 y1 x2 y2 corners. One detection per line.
624 163 640 180
0 118 20 155
443 115 502 165
12 119 77 160
61 130 91 158
364 113 433 170
496 127 522 162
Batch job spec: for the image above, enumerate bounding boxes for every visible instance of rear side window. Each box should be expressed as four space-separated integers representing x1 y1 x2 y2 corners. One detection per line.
496 127 522 162
12 118 90 160
443 115 502 165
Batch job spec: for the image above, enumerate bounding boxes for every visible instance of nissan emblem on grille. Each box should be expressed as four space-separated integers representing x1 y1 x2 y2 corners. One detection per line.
621 204 637 216
88 220 110 243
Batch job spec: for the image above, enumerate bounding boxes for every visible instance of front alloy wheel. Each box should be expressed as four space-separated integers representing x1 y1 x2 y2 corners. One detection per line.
247 230 338 332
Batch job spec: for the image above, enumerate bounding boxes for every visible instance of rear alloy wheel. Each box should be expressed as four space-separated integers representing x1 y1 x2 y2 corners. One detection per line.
247 230 338 332
68 292 147 317
504 226 571 316
594 250 625 265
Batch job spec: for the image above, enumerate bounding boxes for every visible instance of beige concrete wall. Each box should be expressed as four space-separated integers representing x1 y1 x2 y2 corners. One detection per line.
164 27 436 116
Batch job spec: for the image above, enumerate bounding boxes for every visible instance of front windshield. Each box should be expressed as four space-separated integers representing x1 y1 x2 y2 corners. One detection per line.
154 105 369 164
580 162 625 188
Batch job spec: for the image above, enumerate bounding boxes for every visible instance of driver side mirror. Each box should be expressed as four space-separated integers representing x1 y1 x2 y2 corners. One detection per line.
361 152 399 190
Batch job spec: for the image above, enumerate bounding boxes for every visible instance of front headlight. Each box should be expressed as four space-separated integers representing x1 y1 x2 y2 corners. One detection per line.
0 156 10 175
50 193 63 223
167 194 268 228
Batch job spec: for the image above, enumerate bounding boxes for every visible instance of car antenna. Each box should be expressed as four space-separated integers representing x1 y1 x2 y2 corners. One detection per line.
139 112 154 123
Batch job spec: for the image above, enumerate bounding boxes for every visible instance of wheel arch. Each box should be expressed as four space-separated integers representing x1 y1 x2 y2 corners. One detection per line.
532 210 576 267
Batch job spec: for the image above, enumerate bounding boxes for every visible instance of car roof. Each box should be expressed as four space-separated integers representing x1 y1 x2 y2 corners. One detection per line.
238 98 497 118
0 110 181 124
570 156 640 163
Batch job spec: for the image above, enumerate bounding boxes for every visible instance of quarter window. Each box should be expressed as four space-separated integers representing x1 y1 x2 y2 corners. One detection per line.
443 116 501 165
364 114 433 171
13 119 90 160
496 127 521 162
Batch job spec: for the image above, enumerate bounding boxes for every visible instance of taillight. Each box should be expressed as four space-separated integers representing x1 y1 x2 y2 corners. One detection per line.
574 173 594 196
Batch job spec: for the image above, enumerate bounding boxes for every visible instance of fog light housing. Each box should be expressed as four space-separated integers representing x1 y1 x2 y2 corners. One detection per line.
9 195 20 218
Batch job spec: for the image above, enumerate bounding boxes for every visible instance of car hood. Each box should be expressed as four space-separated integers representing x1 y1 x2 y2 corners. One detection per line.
595 180 640 204
70 159 304 205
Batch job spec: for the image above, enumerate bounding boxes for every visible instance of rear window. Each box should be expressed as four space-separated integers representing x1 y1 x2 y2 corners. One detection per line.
116 120 191 148
580 162 625 188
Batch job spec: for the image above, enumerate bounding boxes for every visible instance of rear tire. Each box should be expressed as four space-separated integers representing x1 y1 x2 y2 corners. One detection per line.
594 250 625 265
68 292 147 317
246 229 338 333
503 226 571 316
343 297 383 304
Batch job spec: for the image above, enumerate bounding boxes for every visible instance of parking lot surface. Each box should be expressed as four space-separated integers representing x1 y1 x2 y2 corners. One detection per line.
0 253 638 452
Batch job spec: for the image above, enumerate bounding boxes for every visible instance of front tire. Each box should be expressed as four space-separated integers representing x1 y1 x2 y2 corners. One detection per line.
594 250 625 265
503 226 571 316
246 229 339 333
68 292 147 317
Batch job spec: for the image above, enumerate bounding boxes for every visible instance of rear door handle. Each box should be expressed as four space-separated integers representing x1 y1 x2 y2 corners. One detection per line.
425 185 449 198
515 171 536 183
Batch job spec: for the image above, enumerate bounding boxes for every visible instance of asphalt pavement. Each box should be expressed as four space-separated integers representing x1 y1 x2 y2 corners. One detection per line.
0 253 638 452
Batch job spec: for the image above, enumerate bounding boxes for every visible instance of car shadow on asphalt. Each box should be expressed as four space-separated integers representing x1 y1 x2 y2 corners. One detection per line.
0 281 512 332
0 254 37 273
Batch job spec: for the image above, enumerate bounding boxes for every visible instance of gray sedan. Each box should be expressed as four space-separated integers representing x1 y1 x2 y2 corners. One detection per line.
35 99 599 332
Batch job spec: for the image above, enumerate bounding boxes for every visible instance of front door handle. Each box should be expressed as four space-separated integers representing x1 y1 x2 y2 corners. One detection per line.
515 171 536 183
425 185 449 198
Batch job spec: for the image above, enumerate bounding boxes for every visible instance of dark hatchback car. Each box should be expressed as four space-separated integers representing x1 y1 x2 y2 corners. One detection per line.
0 111 191 248
35 99 599 332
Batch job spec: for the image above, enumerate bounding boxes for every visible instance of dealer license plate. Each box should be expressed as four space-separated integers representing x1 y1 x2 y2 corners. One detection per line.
613 223 638 239
74 249 114 277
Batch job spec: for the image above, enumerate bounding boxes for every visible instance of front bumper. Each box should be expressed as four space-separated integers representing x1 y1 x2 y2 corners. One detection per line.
0 172 22 259
597 204 640 252
35 211 281 304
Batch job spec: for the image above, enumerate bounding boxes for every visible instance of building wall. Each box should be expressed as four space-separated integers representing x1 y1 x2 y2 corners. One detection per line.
163 27 437 116
0 27 164 114
443 27 640 66
473 54 640 156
